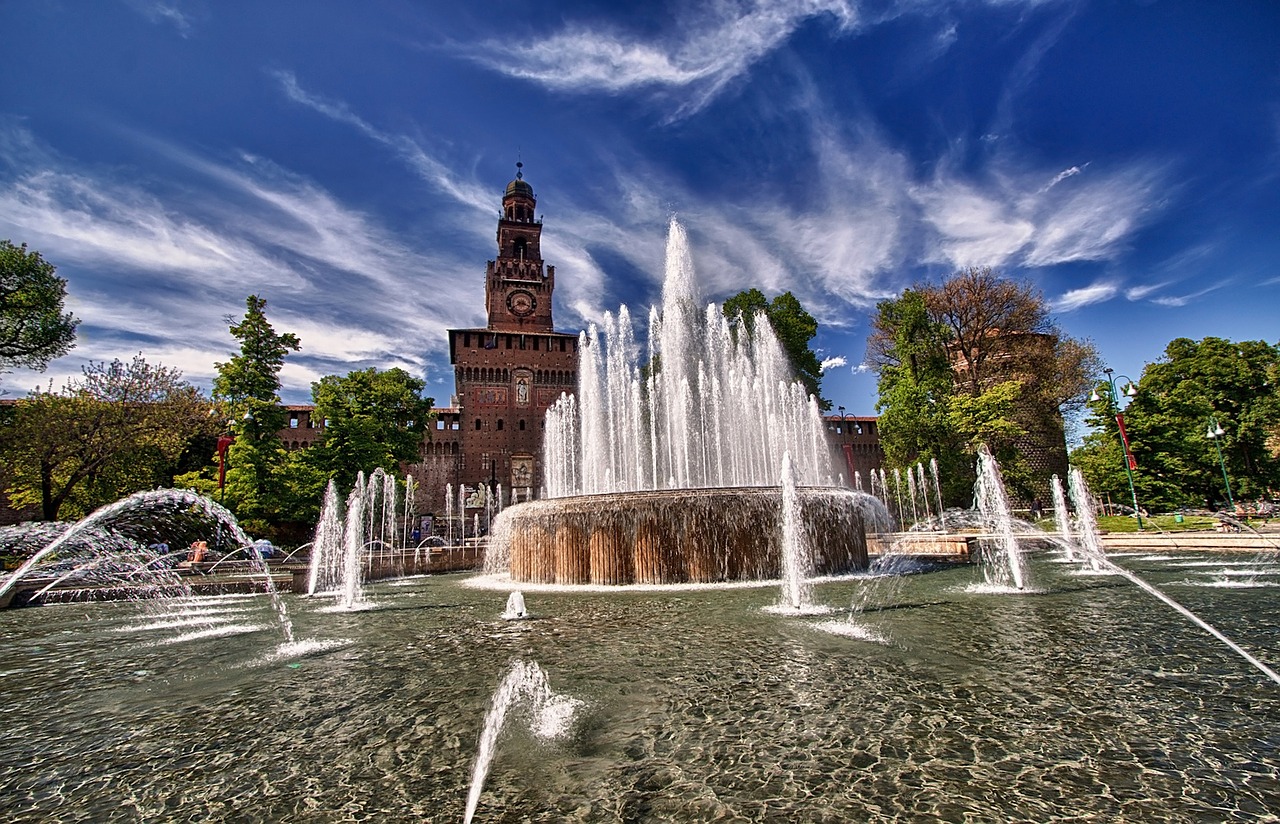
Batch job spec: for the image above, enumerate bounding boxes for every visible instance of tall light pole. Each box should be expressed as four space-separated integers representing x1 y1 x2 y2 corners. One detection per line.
1205 416 1234 510
1090 367 1144 530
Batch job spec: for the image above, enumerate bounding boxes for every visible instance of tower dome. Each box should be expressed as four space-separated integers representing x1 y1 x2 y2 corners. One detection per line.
505 162 533 198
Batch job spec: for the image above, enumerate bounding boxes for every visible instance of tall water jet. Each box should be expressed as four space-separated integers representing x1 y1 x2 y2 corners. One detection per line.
930 458 946 532
1050 474 1076 563
1067 468 1105 572
307 480 344 595
778 452 814 611
542 220 835 497
340 473 367 610
445 484 453 547
974 445 1027 591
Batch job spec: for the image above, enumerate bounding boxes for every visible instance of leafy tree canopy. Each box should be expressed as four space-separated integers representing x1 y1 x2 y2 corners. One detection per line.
722 288 828 409
1073 336 1280 510
307 367 436 491
0 240 79 373
868 270 1098 505
0 355 213 520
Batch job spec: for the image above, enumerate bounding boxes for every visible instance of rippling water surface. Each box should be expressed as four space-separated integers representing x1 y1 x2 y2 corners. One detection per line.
2 551 1278 822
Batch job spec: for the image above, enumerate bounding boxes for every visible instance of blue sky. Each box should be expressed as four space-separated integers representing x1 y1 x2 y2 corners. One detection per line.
2 1 1277 424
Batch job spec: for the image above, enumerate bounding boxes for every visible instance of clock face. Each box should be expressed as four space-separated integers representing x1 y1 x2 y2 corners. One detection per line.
507 289 536 317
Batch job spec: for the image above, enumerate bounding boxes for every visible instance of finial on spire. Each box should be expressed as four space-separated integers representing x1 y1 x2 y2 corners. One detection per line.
515 160 523 180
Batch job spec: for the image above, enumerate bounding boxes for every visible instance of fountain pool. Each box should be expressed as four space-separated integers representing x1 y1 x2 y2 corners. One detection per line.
2 552 1278 821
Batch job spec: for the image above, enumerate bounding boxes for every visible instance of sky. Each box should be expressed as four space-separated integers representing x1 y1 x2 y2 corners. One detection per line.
2 1 1278 424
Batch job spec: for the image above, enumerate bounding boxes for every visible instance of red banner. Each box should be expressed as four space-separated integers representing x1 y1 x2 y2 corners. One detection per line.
1115 413 1138 470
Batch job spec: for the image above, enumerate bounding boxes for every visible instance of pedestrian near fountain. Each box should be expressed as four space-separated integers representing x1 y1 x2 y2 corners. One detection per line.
1030 498 1043 521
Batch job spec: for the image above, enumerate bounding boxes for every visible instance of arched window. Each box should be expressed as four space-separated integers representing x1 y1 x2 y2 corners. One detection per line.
475 418 482 430
519 419 526 431
514 237 528 259
497 419 504 431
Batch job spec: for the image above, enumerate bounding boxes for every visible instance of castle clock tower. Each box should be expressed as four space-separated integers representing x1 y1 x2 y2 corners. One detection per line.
446 165 579 500
486 162 555 332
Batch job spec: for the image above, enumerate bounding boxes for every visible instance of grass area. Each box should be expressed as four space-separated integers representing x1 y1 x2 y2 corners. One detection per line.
1096 514 1218 533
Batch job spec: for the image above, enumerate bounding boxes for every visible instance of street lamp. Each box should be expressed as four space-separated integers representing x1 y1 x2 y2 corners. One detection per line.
1090 367 1144 530
1205 415 1234 509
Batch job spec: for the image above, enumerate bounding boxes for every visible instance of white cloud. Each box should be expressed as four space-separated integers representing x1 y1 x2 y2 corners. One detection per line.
1124 282 1167 300
0 124 484 400
820 355 847 372
1051 281 1119 312
124 1 199 36
914 160 1166 270
469 0 860 117
1039 163 1086 193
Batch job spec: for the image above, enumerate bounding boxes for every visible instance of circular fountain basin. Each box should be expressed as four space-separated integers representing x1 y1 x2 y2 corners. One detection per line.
487 486 877 585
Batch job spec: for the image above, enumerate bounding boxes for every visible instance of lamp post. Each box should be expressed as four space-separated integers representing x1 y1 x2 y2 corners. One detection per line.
1090 367 1144 530
209 407 252 504
1205 416 1234 510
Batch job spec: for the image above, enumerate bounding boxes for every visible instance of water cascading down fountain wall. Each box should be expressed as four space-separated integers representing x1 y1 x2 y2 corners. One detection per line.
487 220 880 585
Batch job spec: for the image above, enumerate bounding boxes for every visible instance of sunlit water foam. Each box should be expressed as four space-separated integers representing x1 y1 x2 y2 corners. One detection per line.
761 603 837 616
810 619 889 644
1067 568 1124 578
155 624 267 644
1187 578 1279 589
961 582 1046 595
119 616 240 633
313 601 380 614
256 638 353 664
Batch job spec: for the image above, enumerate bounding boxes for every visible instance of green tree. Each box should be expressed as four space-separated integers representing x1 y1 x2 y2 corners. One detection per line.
868 269 1099 504
1073 337 1280 510
307 367 436 491
868 289 973 504
722 288 828 409
0 356 213 520
0 240 79 374
181 296 301 532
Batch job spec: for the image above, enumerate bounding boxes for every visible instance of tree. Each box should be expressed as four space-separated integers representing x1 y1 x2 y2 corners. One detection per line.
307 367 436 491
868 268 1099 504
180 296 301 533
868 289 973 504
0 356 213 520
0 240 79 374
1072 337 1280 511
722 288 828 409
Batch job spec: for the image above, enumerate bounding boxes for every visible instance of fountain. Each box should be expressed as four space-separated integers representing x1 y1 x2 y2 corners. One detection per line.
4 224 1280 821
502 590 530 620
463 659 582 824
973 444 1029 590
487 220 884 586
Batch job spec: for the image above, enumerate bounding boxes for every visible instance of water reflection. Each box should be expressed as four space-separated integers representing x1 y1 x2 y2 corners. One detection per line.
2 553 1278 822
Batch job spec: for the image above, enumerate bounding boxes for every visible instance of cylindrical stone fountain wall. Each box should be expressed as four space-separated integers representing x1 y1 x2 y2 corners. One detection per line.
485 487 880 585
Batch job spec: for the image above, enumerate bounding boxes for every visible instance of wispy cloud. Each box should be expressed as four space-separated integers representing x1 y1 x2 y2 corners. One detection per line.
271 70 493 215
123 0 199 37
0 123 481 400
1039 163 1087 193
1051 280 1120 312
468 1 859 117
1124 282 1167 300
819 355 847 372
1149 282 1229 308
914 160 1166 270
